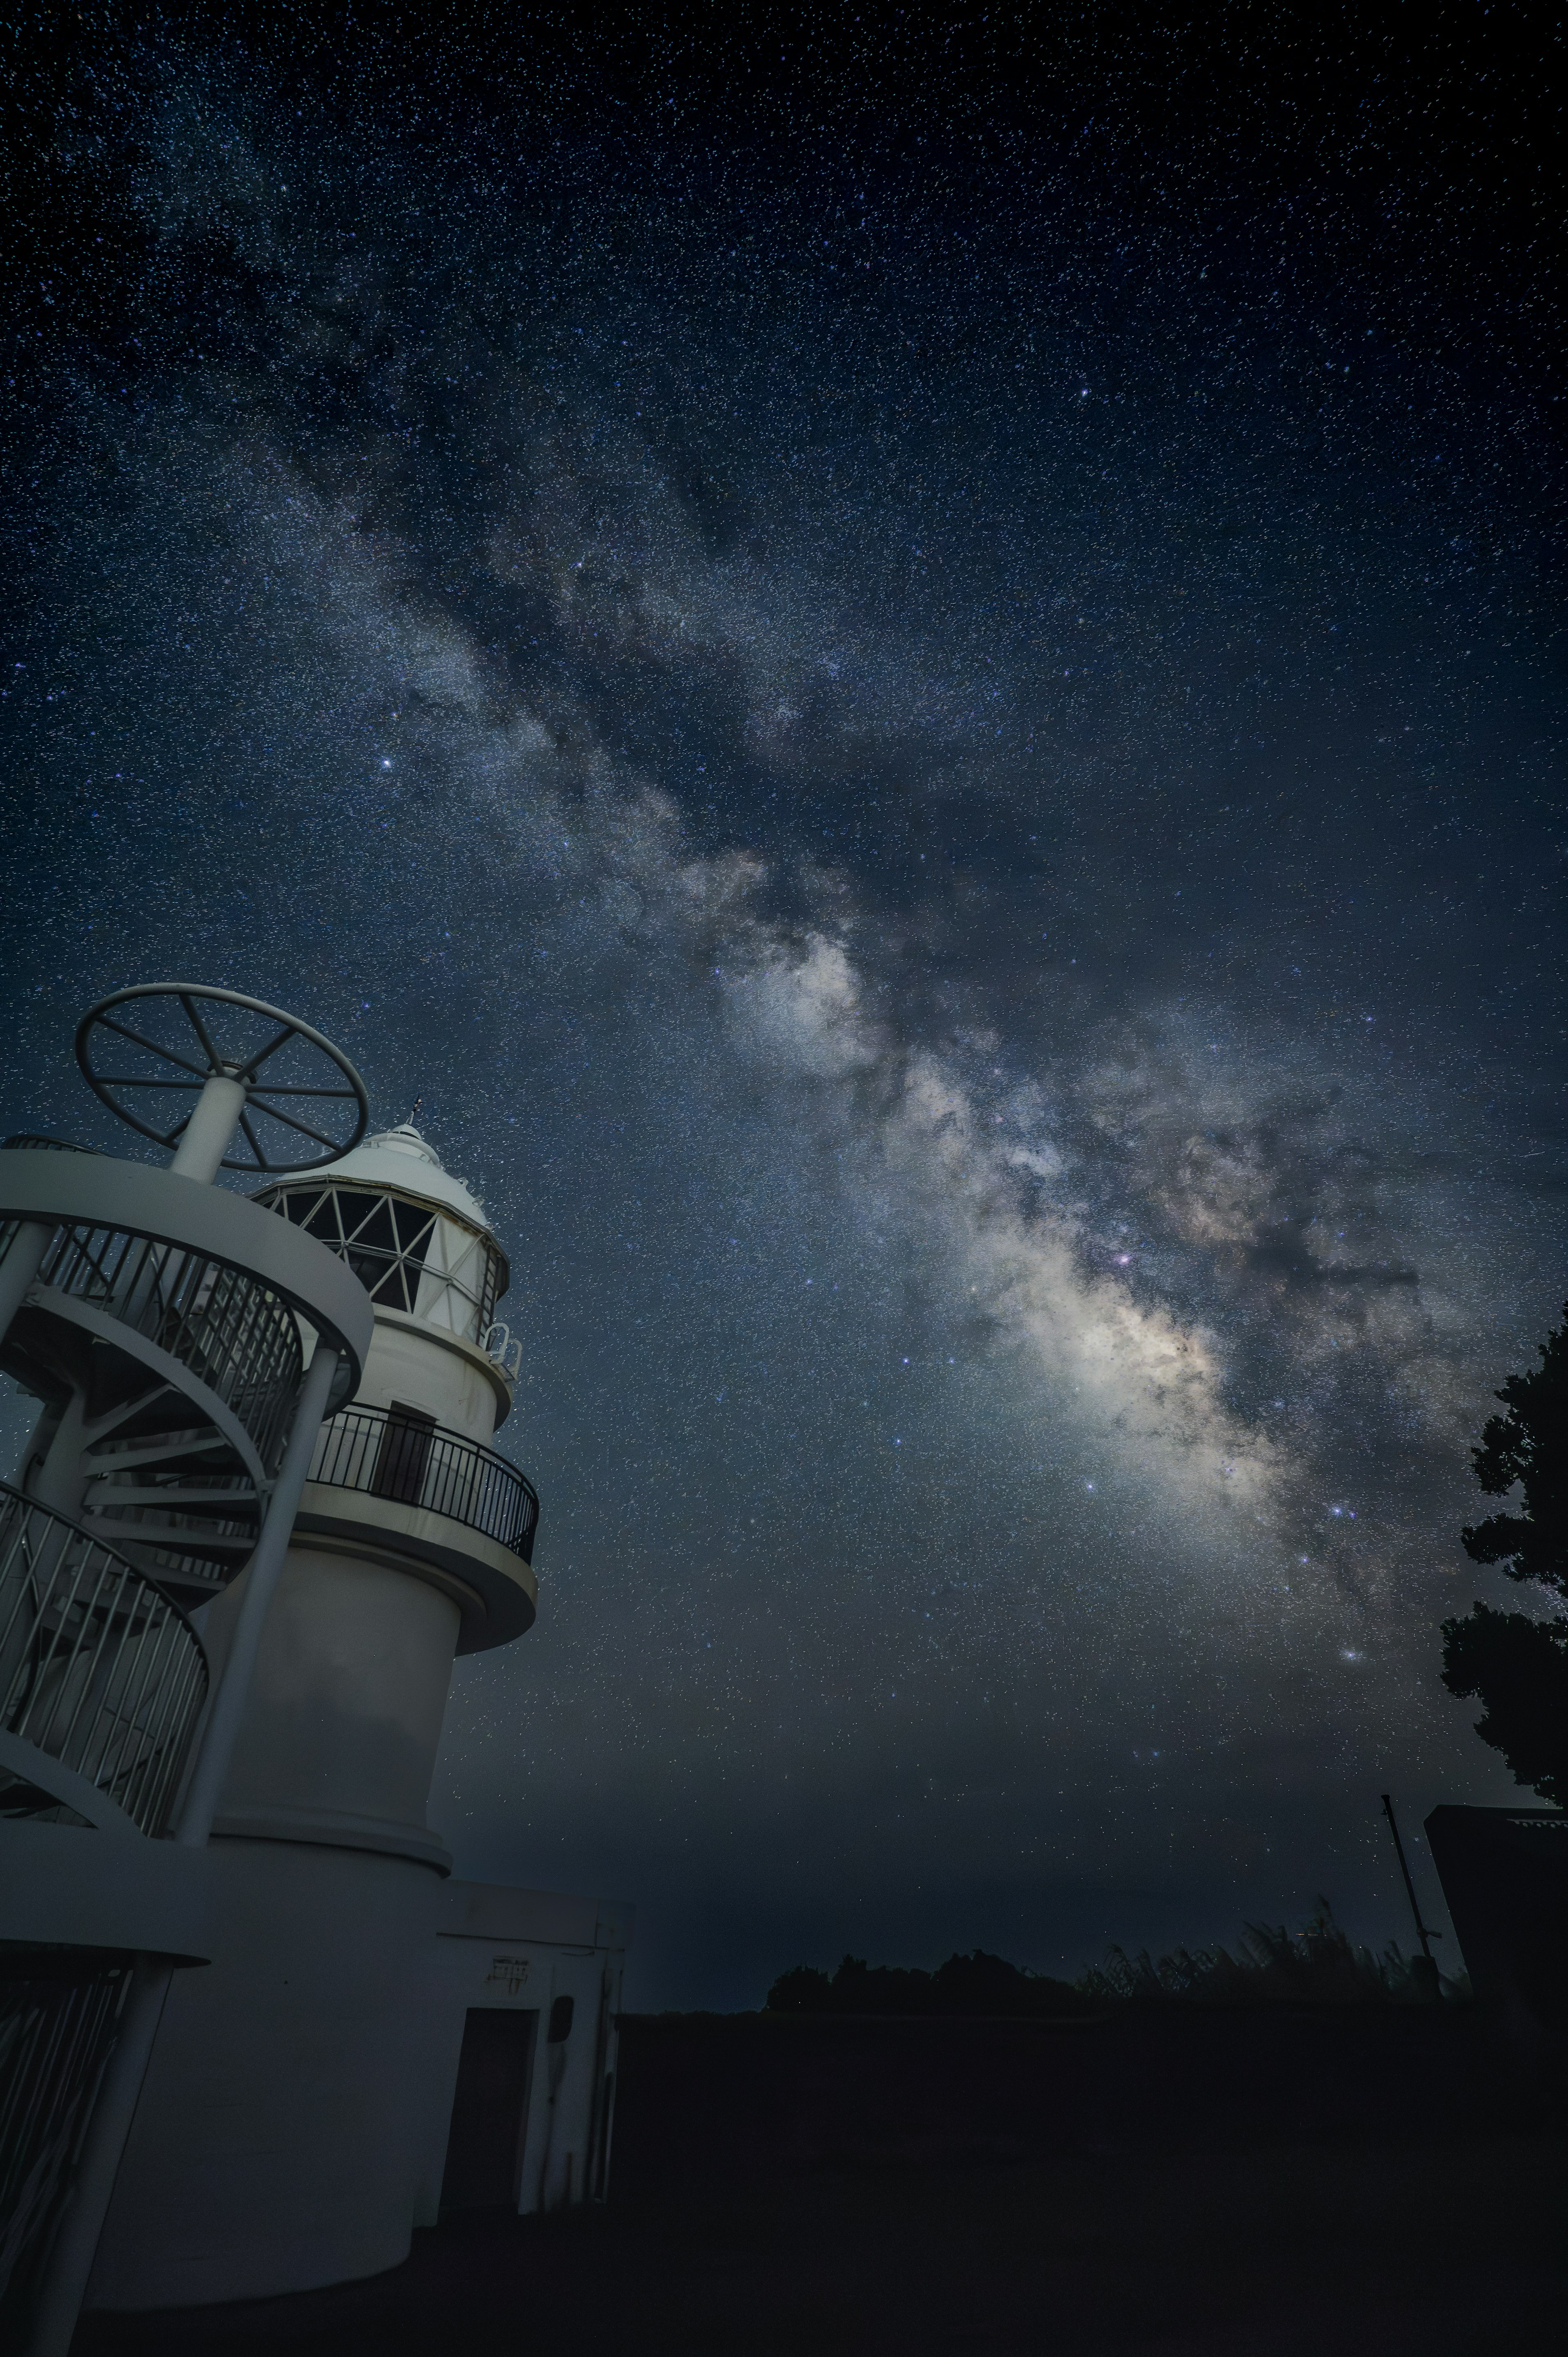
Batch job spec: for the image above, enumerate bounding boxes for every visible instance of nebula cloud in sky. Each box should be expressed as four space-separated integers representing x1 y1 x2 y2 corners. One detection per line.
2 22 1562 1999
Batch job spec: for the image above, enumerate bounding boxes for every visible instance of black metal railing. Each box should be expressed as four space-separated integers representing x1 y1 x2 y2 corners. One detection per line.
32 1225 303 1472
309 1406 538 1563
0 1956 133 2316
0 1483 209 1837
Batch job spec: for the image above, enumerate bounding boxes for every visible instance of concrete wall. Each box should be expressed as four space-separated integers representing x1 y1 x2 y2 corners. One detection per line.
356 1309 508 1444
414 1881 633 2224
88 1840 445 2310
87 1851 631 2312
203 1545 461 1862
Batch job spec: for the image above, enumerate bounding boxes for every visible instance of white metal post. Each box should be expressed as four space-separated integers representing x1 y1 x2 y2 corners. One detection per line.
168 1074 249 1186
176 1342 341 1846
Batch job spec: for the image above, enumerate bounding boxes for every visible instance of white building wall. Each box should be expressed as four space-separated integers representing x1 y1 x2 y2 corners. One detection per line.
203 1546 463 1853
412 1882 633 2225
87 1861 630 2312
88 1842 444 2310
352 1310 510 1443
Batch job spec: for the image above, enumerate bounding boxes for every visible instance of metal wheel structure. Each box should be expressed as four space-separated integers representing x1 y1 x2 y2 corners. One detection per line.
75 986 369 1175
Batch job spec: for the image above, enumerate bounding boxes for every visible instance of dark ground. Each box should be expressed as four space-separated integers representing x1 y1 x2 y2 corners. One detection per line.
77 2010 1568 2357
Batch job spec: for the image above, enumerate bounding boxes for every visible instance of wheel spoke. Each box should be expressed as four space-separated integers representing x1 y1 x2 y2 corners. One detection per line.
236 1024 298 1081
247 1097 343 1150
237 1109 267 1167
91 1076 209 1090
227 1084 360 1099
178 993 225 1070
94 1016 210 1079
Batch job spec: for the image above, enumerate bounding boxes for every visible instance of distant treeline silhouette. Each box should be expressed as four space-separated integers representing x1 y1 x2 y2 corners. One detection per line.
767 1950 1089 2018
768 1906 1463 2016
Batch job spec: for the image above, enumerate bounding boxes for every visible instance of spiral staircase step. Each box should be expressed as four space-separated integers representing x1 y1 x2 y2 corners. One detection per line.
86 1486 260 1522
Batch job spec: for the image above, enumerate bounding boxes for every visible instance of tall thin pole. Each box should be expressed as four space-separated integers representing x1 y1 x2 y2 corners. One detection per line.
1381 1792 1437 1963
176 1343 339 1845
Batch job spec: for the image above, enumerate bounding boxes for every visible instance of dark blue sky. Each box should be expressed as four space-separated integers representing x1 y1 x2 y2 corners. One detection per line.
2 5 1563 2004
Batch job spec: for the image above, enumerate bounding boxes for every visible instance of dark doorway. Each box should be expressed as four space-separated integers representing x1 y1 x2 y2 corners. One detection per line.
440 2008 537 2211
371 1403 435 1505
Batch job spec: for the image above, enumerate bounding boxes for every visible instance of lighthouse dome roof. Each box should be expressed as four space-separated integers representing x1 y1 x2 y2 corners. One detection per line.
312 1124 494 1235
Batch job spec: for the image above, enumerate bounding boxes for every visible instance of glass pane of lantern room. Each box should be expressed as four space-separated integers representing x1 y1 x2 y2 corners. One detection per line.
289 1192 339 1238
339 1196 399 1254
391 1200 436 1267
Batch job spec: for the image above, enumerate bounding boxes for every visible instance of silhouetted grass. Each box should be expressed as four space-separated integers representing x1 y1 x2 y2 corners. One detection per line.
1076 1898 1469 2007
767 1903 1469 2017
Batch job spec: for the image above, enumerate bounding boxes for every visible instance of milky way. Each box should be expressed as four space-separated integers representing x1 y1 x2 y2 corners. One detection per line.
3 13 1563 2001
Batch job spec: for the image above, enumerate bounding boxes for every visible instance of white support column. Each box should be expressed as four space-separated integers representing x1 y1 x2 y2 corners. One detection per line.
175 1341 341 1846
168 1073 249 1186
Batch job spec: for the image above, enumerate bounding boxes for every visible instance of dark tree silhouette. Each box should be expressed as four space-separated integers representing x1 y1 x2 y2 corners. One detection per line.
1441 1303 1568 1805
765 1950 1087 2017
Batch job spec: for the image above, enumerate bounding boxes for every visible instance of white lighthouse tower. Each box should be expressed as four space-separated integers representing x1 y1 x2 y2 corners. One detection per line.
0 987 631 2347
202 1117 537 1875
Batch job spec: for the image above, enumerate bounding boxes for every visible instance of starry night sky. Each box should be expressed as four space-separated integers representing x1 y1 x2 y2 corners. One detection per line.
3 7 1564 2005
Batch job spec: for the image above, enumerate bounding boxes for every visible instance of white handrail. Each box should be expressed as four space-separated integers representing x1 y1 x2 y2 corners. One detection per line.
482 1320 522 1381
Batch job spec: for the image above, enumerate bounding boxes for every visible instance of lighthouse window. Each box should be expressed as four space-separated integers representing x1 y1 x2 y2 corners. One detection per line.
275 1186 435 1311
343 1196 400 1257
393 1200 434 1250
266 1183 505 1342
279 1190 332 1235
337 1199 420 1306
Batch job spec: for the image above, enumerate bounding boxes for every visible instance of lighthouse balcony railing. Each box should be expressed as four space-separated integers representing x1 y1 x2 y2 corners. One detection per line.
308 1405 539 1565
0 1481 210 1837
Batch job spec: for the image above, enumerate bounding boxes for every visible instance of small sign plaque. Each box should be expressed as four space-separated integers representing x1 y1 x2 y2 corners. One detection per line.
485 1954 531 1996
